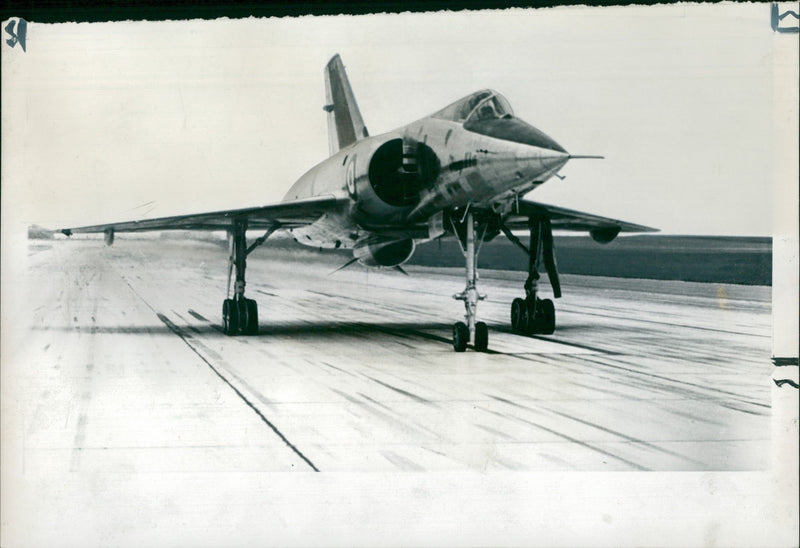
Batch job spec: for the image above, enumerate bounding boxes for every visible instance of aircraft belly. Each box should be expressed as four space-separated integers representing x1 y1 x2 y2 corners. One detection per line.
290 211 358 249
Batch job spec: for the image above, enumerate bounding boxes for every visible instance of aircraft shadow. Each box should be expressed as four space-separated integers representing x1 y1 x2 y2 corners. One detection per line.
30 320 456 339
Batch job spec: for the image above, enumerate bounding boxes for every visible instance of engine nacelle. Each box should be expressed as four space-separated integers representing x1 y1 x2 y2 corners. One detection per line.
351 137 440 225
353 238 415 267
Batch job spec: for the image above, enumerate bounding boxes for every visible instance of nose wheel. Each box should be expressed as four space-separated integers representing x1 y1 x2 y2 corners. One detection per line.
453 320 488 352
451 211 489 352
453 321 469 352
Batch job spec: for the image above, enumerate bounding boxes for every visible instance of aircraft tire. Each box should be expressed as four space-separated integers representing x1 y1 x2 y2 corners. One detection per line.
540 298 555 335
474 321 488 352
524 300 540 335
245 299 259 335
511 298 526 333
453 321 469 352
222 298 238 335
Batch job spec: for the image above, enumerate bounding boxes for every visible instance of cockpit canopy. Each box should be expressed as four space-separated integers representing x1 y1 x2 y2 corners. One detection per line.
432 89 514 123
431 88 567 153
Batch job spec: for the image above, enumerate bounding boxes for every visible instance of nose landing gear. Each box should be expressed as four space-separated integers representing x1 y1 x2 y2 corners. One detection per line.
452 210 489 352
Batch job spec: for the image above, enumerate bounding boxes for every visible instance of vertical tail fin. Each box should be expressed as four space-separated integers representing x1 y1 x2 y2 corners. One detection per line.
324 54 368 155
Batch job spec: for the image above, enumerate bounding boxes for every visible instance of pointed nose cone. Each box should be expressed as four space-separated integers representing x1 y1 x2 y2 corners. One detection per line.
512 148 569 179
464 116 570 178
537 149 570 170
464 116 567 153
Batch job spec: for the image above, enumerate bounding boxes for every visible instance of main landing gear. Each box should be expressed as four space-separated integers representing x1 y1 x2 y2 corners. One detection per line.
503 217 560 336
452 210 489 352
510 294 555 336
221 220 277 336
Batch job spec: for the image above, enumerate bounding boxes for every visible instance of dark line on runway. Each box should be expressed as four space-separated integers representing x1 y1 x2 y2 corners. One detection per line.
187 309 209 322
488 394 706 466
255 289 278 297
475 325 615 355
489 395 525 408
156 313 319 472
365 375 435 406
564 305 771 339
321 361 358 377
330 388 437 441
375 325 447 345
119 276 318 471
330 387 364 405
566 378 729 427
577 354 769 410
482 407 649 471
367 326 420 349
544 405 706 466
358 392 394 411
528 334 613 354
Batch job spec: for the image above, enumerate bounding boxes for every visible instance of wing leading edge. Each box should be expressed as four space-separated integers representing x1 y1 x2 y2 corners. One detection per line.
59 195 346 236
504 199 658 242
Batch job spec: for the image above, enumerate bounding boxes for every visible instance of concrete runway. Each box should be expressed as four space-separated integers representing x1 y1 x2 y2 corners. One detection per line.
5 237 773 476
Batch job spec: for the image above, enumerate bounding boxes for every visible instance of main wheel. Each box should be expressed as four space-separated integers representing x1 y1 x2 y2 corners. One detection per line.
244 299 259 335
474 321 489 352
511 298 526 333
524 299 540 335
236 298 250 335
540 298 555 335
222 298 238 335
453 321 469 352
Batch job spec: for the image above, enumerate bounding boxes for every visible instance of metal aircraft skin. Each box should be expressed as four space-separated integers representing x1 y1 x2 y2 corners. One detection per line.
61 54 657 352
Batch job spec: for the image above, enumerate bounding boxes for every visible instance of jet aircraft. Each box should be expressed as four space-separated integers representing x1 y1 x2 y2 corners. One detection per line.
60 54 656 352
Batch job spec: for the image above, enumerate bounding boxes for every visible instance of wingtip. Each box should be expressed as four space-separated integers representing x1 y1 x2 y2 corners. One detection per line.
627 225 660 234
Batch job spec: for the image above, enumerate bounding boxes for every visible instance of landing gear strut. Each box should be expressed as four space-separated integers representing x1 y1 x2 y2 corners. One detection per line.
504 217 558 336
452 211 489 352
222 220 277 336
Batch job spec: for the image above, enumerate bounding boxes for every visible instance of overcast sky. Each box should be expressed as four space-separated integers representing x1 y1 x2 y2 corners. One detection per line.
2 4 797 235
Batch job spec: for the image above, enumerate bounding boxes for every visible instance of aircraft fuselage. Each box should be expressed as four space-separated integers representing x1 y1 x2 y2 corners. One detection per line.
284 109 570 264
